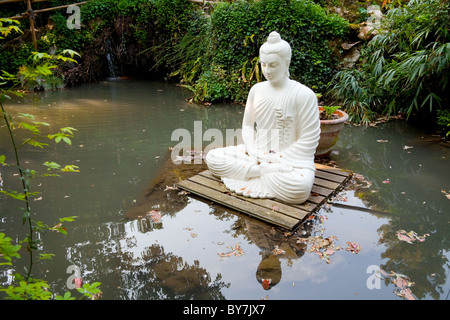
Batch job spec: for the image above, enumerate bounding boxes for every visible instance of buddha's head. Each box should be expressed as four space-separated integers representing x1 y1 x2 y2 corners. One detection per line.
259 31 291 85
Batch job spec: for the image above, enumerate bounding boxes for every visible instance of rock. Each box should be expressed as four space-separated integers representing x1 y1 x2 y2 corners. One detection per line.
358 25 379 41
341 41 361 50
340 46 361 68
358 5 383 41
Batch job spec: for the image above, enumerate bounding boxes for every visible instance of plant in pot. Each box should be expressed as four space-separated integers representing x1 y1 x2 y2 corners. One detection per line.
316 105 349 157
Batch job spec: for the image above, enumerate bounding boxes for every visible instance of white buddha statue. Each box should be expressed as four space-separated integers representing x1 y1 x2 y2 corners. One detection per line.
205 31 321 204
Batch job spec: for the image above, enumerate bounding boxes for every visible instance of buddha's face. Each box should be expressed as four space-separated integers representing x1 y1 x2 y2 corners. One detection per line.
260 52 288 86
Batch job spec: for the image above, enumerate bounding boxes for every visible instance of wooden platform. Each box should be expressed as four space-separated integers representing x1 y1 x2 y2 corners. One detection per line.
177 163 352 231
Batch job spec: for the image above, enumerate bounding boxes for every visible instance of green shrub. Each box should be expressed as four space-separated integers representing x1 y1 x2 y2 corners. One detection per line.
437 109 450 137
0 0 349 101
329 0 450 124
203 0 348 102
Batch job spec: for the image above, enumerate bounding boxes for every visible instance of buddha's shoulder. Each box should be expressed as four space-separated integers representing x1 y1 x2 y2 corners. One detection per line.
288 80 315 96
250 81 270 92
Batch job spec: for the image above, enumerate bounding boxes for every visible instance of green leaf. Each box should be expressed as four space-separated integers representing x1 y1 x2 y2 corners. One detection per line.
62 137 72 145
18 113 35 119
43 161 61 170
77 282 102 299
22 139 49 149
18 122 40 134
56 291 76 300
0 190 26 201
32 52 52 61
61 165 79 173
0 233 21 265
61 49 81 58
60 127 77 135
59 216 78 222
33 121 50 126
39 253 55 260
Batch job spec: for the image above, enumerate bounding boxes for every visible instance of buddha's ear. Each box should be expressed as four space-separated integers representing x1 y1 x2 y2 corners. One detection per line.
285 60 290 77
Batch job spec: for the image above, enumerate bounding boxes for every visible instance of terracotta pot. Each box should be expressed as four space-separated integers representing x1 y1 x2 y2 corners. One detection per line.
315 106 348 158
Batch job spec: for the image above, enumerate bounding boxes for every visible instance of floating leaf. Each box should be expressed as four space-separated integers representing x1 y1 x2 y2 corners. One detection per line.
148 209 162 223
272 246 286 255
218 244 244 257
396 230 430 244
380 269 416 300
346 241 362 254
441 190 450 200
298 235 340 263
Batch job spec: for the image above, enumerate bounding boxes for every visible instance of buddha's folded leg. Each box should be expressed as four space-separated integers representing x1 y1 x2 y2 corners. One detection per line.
205 145 257 181
261 168 315 204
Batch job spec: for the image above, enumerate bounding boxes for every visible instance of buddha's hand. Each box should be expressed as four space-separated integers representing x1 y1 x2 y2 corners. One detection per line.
260 163 293 175
246 147 265 161
259 151 281 164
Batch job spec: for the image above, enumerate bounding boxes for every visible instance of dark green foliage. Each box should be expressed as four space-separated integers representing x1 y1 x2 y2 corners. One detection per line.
437 109 450 137
204 0 348 102
0 0 348 102
329 0 449 125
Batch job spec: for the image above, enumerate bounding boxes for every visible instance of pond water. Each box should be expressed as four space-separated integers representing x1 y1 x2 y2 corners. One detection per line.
0 79 449 300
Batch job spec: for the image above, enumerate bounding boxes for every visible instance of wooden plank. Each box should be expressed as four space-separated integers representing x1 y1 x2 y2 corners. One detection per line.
178 179 300 230
188 174 310 221
178 164 352 230
315 169 348 183
313 176 340 190
311 184 334 197
197 170 323 211
315 163 351 177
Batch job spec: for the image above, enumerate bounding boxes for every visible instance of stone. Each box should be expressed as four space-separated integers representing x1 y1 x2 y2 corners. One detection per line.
205 31 321 204
358 5 384 41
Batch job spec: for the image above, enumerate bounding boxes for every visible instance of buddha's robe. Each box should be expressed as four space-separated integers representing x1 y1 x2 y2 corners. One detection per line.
205 79 320 204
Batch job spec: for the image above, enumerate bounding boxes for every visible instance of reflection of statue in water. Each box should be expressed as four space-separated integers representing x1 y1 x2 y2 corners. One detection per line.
205 31 321 204
244 218 307 290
